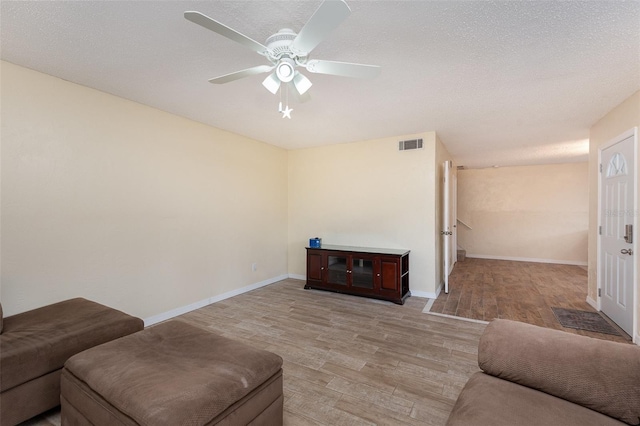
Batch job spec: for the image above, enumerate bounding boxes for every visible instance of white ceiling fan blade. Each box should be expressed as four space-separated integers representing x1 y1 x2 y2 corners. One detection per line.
293 72 313 95
208 65 274 84
184 11 271 56
306 59 381 79
262 72 281 94
291 0 351 55
287 83 311 103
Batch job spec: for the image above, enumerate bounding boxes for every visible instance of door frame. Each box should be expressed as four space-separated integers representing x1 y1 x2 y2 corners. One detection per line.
451 169 458 274
597 127 638 343
443 160 456 293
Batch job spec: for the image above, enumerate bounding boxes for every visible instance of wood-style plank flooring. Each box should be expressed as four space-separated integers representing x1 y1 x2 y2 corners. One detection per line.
427 258 630 343
24 279 486 426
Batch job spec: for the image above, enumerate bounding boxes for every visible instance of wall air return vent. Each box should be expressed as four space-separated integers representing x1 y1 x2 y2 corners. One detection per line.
398 138 423 151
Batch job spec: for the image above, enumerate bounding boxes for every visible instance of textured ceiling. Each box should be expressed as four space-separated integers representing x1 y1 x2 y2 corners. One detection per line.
2 1 639 168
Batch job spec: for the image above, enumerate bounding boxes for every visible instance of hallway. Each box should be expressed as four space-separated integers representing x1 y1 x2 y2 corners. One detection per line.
427 258 630 343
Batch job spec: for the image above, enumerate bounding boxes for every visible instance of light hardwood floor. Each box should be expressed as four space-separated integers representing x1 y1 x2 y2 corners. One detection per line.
427 258 630 343
24 279 486 426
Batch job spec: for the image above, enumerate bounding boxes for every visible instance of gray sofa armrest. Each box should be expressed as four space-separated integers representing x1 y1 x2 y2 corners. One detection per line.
479 319 640 425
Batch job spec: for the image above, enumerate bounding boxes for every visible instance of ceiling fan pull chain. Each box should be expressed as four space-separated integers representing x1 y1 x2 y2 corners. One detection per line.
282 85 293 119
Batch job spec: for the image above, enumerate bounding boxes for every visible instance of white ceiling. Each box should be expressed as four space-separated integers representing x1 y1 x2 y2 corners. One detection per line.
2 1 638 168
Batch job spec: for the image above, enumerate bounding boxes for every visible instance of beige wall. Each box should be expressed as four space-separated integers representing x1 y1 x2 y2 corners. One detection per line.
457 163 589 264
1 61 289 319
588 90 639 342
288 132 443 296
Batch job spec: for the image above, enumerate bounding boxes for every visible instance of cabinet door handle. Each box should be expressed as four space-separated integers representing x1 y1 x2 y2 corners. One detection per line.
377 273 380 277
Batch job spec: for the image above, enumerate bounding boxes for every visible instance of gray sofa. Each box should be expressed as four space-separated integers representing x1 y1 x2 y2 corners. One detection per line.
447 319 640 426
0 298 144 425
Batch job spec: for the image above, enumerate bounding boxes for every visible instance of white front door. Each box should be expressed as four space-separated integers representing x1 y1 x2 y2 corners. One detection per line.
600 133 636 336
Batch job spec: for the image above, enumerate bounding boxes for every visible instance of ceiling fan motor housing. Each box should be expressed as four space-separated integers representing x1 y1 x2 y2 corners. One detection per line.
266 29 305 61
184 1 380 101
266 29 308 84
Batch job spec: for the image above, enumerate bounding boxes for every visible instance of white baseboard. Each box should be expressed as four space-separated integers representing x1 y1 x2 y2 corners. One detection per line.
435 281 443 298
288 274 306 281
411 290 440 299
143 274 288 326
466 254 588 267
144 297 212 327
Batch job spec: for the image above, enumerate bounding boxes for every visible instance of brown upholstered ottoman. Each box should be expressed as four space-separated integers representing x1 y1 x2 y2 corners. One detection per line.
60 320 284 425
0 298 144 426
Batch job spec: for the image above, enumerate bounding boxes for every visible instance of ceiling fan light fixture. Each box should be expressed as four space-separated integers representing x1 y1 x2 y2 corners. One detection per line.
185 0 380 111
262 72 281 94
276 59 296 83
293 72 313 95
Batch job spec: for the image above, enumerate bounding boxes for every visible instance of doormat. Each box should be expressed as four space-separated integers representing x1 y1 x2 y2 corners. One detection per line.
551 307 621 336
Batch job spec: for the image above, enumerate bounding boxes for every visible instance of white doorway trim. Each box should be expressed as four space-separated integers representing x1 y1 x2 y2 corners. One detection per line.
597 127 638 344
443 160 452 294
441 160 457 294
451 170 458 275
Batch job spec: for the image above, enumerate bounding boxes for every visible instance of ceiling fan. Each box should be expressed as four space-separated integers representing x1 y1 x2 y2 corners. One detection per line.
184 0 381 103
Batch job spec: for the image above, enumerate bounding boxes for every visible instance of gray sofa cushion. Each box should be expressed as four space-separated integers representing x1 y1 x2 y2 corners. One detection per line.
478 319 640 425
446 372 625 426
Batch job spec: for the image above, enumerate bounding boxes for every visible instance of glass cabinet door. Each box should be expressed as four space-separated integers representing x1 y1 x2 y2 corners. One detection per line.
351 257 374 289
327 255 348 285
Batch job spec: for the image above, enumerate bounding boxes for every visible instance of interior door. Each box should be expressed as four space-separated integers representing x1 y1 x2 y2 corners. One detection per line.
442 160 453 293
600 134 635 336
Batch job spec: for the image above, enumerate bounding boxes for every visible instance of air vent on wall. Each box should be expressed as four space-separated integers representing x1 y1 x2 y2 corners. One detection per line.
398 138 423 151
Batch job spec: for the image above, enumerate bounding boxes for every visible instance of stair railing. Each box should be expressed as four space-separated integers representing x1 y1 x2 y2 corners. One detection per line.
456 218 472 230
